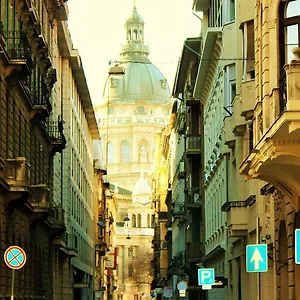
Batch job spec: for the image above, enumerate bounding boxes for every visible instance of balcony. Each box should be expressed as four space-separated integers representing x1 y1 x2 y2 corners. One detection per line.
28 85 52 122
186 135 201 156
53 232 78 257
3 158 30 203
186 242 202 262
186 96 199 106
0 28 33 83
193 0 210 11
221 196 256 237
47 206 66 236
185 188 201 209
176 111 186 134
26 184 50 221
48 120 67 155
240 50 300 210
67 233 79 257
240 80 255 120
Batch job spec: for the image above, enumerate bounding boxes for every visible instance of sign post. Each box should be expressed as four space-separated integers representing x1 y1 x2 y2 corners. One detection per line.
177 280 188 297
246 244 268 272
4 246 27 300
295 229 300 264
198 268 214 290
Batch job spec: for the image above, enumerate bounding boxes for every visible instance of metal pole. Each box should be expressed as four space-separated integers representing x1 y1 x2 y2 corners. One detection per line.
11 269 15 300
256 217 260 300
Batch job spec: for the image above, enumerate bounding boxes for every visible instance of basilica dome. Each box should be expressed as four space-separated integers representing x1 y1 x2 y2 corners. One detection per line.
103 62 170 104
101 6 171 105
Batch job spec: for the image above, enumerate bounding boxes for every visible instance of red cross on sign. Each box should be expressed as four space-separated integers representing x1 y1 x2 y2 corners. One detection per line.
4 246 27 270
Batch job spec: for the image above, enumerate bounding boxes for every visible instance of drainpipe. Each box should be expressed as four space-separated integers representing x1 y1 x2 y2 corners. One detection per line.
60 64 64 209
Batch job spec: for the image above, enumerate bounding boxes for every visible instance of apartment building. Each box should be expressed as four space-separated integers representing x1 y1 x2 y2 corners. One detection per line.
0 1 101 299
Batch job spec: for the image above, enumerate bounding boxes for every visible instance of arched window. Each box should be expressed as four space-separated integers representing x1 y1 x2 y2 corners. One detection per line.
137 214 141 228
120 140 131 163
279 0 300 112
134 30 138 40
132 214 136 228
279 0 300 64
107 142 114 163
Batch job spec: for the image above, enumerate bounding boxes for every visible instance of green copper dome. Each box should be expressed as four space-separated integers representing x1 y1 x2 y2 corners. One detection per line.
101 6 171 104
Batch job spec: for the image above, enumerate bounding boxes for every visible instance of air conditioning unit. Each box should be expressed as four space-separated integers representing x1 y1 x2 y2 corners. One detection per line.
194 193 200 203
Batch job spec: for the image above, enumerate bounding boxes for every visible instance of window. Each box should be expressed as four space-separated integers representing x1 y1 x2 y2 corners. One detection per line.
107 142 114 163
136 106 145 114
108 107 114 114
151 214 156 228
280 0 300 65
110 78 117 88
132 214 136 227
279 0 300 112
224 64 236 115
137 214 141 228
242 20 255 80
147 214 150 227
128 247 133 258
128 263 133 277
223 0 235 23
120 140 131 163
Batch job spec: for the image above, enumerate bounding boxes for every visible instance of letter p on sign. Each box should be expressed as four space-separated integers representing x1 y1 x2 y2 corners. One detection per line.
198 268 215 285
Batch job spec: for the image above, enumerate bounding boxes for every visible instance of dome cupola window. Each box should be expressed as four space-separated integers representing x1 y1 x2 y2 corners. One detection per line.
160 79 167 89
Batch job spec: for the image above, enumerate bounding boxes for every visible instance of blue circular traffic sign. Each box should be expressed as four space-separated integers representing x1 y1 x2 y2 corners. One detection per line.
177 280 188 291
4 246 27 270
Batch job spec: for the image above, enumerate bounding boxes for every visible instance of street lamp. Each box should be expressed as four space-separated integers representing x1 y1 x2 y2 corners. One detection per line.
123 215 131 239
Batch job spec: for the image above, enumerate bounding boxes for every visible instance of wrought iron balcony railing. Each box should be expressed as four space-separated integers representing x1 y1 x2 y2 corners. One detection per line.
279 71 287 114
3 29 31 59
186 135 201 155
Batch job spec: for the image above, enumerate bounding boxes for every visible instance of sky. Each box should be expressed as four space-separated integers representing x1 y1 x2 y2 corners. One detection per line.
67 0 201 105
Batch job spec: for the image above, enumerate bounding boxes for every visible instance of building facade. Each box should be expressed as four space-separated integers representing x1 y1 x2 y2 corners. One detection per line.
58 22 100 299
0 1 102 299
239 0 300 299
0 0 68 299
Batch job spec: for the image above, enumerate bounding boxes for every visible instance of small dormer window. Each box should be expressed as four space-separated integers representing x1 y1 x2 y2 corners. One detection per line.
136 106 145 114
161 79 167 89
